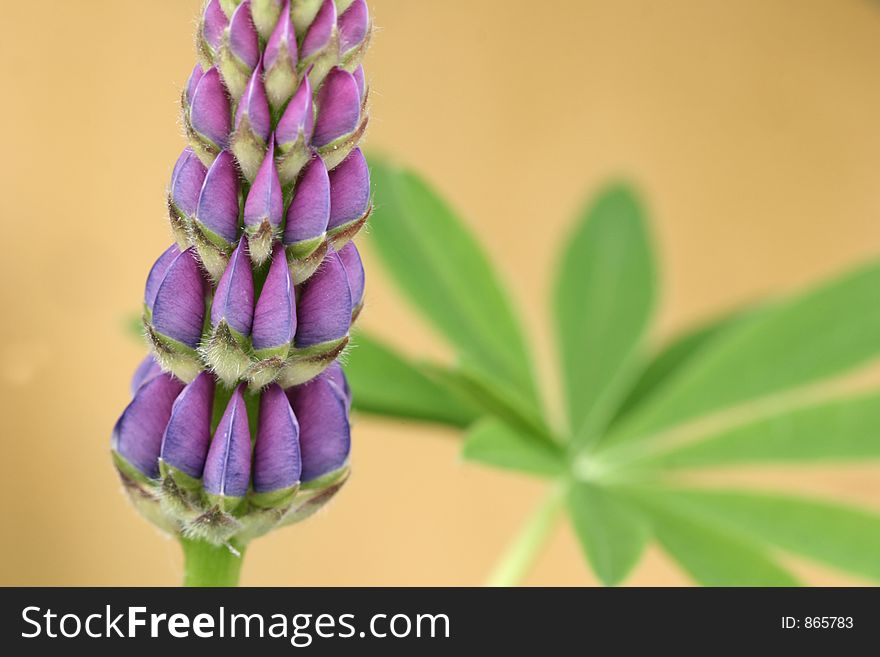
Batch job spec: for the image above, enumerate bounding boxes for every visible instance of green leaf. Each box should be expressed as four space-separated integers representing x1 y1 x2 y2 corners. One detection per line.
344 332 481 428
647 488 880 582
608 262 880 446
567 483 649 586
623 488 799 586
610 306 762 426
554 184 656 442
462 418 565 477
368 159 538 406
645 391 880 469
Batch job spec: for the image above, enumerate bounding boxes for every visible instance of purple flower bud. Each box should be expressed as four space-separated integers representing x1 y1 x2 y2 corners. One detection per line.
264 0 299 110
170 148 208 220
250 0 283 40
228 1 259 69
300 0 336 63
204 385 252 503
218 1 260 99
232 66 271 181
253 243 296 355
185 65 205 107
212 238 254 336
130 354 163 396
188 68 231 161
322 360 352 411
112 374 185 479
253 384 302 496
160 372 215 480
313 68 361 149
287 371 351 483
328 147 370 246
151 249 207 349
337 240 364 317
295 249 352 348
145 244 182 313
275 77 314 184
283 155 329 257
244 141 283 264
195 150 241 245
338 0 370 60
200 0 229 58
352 65 366 102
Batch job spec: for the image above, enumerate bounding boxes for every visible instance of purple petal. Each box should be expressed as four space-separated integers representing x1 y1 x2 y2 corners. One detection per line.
196 150 241 243
211 238 254 335
235 66 271 142
295 249 352 347
130 354 163 396
160 372 215 478
254 383 302 493
204 384 252 498
338 0 369 55
244 141 283 229
145 244 182 311
185 65 205 106
337 241 364 309
283 156 330 245
264 0 297 72
252 243 296 350
322 360 352 410
152 249 207 348
228 1 260 69
276 77 314 148
352 65 365 101
328 148 370 229
287 371 350 482
170 147 208 218
112 374 185 478
190 68 231 149
300 0 336 61
202 0 229 51
312 68 361 147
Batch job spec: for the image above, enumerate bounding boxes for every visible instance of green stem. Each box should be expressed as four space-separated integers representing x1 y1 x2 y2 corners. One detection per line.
486 484 566 587
180 537 246 587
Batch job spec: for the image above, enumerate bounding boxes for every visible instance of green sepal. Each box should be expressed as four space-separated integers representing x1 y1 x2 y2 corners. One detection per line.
205 492 246 515
245 219 279 266
250 0 282 39
299 31 339 89
219 0 243 18
217 35 252 100
167 196 193 250
249 483 300 510
112 450 155 489
112 451 179 535
183 505 243 546
184 110 221 168
317 114 369 171
277 134 312 186
191 219 234 281
264 51 298 112
245 355 287 390
292 0 324 38
202 320 253 385
286 233 326 261
145 321 204 383
159 460 204 493
327 206 370 251
230 114 268 182
276 336 349 387
287 239 329 284
280 466 350 527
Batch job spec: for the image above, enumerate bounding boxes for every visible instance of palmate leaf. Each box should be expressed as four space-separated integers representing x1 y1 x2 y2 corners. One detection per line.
639 488 880 582
554 184 656 444
463 418 565 477
344 332 481 428
643 391 880 469
610 305 763 426
567 483 649 586
621 487 799 586
606 262 880 447
368 159 540 409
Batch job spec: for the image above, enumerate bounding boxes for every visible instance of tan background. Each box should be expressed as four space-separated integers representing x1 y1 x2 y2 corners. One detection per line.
1 0 879 585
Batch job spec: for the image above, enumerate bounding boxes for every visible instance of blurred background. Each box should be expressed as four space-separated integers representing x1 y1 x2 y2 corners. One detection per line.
2 0 879 585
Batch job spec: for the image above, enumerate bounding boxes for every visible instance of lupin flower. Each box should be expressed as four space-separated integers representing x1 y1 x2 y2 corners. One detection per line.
244 141 284 264
113 0 373 583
